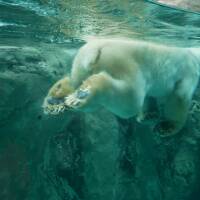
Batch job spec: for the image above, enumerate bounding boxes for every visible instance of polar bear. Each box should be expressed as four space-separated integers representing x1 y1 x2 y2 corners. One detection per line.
43 38 200 137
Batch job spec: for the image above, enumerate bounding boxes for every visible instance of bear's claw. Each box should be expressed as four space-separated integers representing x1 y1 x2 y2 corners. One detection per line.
43 103 66 115
64 86 91 109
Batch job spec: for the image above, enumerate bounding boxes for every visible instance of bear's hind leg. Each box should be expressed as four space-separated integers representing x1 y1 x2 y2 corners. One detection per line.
154 94 189 137
154 79 195 137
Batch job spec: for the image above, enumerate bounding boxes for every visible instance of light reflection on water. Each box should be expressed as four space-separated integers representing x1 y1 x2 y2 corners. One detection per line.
150 0 200 13
0 0 200 46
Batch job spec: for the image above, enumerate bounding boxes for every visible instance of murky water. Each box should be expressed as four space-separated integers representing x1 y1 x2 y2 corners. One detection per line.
0 1 200 200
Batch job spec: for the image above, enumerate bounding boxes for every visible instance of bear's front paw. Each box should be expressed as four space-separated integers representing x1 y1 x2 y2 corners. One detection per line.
43 97 66 115
154 120 178 137
64 86 91 109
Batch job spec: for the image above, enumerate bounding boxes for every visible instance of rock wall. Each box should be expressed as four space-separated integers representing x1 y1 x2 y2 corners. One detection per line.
0 45 200 200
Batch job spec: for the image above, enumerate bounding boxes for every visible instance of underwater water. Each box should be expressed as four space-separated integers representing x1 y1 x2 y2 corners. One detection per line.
0 0 200 200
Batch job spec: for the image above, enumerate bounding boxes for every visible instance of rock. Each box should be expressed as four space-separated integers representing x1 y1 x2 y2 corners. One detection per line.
0 45 76 200
1 44 200 200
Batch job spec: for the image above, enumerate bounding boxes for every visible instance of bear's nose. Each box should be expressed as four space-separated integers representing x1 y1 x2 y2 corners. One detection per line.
47 97 64 105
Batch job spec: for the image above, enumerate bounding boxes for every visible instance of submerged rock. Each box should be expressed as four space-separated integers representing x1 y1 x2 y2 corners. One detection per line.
0 44 200 200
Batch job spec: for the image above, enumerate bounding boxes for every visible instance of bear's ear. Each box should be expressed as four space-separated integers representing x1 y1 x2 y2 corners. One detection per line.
82 47 101 71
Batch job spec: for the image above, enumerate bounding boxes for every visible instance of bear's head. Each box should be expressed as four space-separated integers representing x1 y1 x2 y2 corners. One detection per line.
43 76 75 115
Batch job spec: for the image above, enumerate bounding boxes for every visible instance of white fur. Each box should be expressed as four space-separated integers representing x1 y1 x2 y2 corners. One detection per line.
70 39 199 115
46 38 200 135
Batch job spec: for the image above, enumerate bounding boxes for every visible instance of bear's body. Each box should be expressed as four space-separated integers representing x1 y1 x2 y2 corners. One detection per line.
43 38 200 136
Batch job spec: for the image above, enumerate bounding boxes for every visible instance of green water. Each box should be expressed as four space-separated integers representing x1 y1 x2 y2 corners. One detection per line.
0 1 200 200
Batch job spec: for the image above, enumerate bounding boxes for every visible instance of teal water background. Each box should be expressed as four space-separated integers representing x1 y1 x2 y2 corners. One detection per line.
0 1 200 200
1 0 200 46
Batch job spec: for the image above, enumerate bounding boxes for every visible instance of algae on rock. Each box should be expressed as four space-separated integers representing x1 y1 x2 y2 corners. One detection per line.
0 45 200 200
